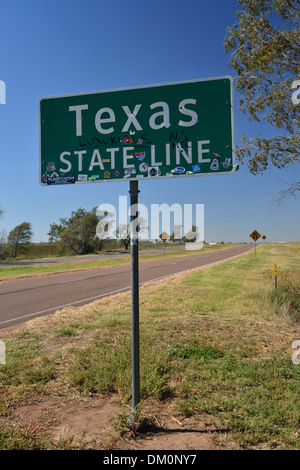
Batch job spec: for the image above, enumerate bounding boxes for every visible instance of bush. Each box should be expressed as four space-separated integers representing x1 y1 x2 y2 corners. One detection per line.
270 271 300 322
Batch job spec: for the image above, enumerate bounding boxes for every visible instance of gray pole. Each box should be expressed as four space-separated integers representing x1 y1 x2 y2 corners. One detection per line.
129 180 140 420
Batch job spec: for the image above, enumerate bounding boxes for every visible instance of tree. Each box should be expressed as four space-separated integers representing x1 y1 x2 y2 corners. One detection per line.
49 208 100 255
224 0 300 199
48 223 64 244
116 224 131 250
7 222 33 258
0 229 7 259
116 217 148 250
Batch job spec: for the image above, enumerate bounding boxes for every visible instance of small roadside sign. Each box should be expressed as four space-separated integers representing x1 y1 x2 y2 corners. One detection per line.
159 231 169 242
250 230 261 242
159 231 169 256
250 229 261 258
262 235 267 240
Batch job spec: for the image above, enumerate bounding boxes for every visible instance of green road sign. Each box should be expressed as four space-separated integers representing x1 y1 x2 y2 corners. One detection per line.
39 77 235 185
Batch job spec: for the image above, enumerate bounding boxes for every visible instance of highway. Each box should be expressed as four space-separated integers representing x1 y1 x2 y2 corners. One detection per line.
0 244 253 329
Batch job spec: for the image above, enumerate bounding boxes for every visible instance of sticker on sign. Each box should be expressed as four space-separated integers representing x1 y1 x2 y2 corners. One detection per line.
39 77 235 185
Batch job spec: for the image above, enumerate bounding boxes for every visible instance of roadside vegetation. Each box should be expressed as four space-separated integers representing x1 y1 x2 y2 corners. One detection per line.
0 242 236 280
0 206 207 261
0 243 299 450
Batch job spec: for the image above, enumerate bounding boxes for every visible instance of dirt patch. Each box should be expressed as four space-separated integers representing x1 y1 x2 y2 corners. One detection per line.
5 394 225 450
114 408 221 451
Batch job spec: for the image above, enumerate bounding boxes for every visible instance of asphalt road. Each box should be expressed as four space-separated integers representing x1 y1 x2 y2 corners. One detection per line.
0 244 253 330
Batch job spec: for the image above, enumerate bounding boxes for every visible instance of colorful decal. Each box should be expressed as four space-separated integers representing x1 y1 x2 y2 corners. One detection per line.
47 176 75 185
46 162 55 171
51 171 59 177
114 170 121 177
104 171 110 178
210 159 219 170
210 152 221 171
139 162 149 173
171 166 185 174
123 136 134 144
222 158 231 168
135 152 146 161
148 167 161 177
192 164 201 173
42 173 49 181
137 139 143 145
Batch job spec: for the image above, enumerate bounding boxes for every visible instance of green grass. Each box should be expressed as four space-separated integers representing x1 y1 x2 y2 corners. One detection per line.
0 423 50 450
0 242 299 449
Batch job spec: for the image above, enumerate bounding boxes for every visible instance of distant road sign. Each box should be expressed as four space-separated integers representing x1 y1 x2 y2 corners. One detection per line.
262 235 267 240
39 77 235 185
250 230 261 242
159 231 169 242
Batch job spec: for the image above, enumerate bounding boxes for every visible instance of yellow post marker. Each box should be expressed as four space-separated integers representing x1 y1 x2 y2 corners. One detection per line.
274 263 277 290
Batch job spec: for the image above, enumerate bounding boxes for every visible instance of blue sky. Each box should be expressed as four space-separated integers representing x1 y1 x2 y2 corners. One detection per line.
0 0 299 243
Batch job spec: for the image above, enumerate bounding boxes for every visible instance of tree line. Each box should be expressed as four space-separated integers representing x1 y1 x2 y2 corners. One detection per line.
0 207 108 259
0 205 199 259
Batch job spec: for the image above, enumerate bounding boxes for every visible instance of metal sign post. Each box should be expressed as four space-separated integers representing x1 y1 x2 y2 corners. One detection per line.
127 180 143 428
127 180 147 429
250 230 261 257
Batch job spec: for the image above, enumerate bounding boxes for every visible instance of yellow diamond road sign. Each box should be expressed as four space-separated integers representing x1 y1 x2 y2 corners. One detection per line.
250 230 261 242
159 231 169 242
